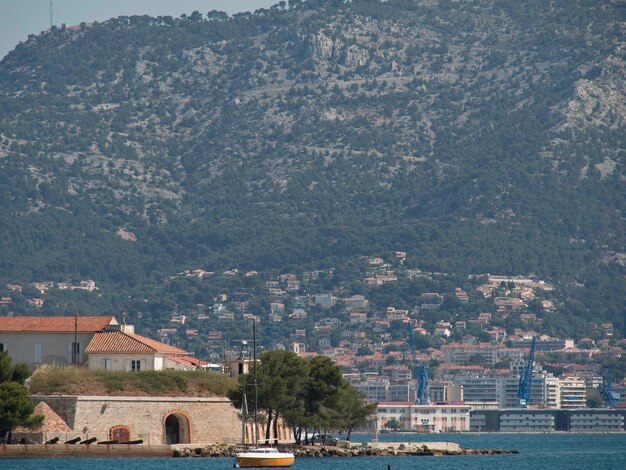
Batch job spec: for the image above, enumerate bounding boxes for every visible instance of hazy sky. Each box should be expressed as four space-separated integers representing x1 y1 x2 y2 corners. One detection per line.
0 0 277 61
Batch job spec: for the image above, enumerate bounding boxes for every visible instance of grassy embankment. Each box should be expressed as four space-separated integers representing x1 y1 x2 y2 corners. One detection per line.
28 365 236 396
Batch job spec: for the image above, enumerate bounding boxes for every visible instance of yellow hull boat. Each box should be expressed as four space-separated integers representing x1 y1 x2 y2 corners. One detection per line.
235 447 295 468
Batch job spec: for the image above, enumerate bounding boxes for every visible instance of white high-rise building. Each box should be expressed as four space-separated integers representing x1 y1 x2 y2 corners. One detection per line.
559 376 587 409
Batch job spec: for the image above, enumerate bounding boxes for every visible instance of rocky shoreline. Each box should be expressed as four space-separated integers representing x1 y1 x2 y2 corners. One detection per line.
173 444 519 458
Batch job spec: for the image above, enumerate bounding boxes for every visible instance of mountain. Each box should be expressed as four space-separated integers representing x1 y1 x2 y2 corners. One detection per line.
0 0 624 332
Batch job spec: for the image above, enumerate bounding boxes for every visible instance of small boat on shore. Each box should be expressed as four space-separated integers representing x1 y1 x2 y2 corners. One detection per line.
235 447 295 468
235 321 294 468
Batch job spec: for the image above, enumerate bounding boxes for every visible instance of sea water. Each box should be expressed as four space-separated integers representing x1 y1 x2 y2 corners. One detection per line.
5 433 626 470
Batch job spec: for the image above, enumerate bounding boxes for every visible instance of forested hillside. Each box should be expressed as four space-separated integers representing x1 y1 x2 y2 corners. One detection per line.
0 0 624 333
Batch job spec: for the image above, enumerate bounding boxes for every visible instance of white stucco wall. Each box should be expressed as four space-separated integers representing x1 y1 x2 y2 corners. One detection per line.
0 332 94 366
87 353 162 371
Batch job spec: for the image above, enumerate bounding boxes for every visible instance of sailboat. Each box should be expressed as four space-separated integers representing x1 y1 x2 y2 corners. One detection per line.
235 447 295 468
235 321 295 468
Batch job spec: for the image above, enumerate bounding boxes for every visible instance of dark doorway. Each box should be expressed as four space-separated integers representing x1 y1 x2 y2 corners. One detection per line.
165 413 190 444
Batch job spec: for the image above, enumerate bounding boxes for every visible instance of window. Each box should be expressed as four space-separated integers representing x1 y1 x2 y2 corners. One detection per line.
125 359 145 372
102 359 112 370
0 343 4 352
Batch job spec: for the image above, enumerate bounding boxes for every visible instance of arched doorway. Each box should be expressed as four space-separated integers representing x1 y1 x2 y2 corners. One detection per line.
164 413 190 444
110 425 130 443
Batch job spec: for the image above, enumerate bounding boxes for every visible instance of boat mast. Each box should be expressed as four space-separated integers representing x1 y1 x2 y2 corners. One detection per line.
241 393 247 445
253 319 258 447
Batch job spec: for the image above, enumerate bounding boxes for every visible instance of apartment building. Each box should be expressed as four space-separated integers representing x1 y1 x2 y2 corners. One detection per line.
559 376 587 409
351 377 414 403
442 343 523 366
377 403 470 433
454 374 519 408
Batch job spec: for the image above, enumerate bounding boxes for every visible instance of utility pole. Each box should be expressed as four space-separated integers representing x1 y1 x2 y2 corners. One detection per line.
241 393 248 445
73 309 78 366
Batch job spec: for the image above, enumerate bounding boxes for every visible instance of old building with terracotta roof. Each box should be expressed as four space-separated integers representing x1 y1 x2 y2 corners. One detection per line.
0 315 203 371
0 316 118 367
86 330 205 371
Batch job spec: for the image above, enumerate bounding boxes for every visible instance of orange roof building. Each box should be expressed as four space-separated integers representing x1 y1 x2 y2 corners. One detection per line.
85 331 200 371
0 315 203 371
0 316 118 367
86 331 188 355
0 315 117 333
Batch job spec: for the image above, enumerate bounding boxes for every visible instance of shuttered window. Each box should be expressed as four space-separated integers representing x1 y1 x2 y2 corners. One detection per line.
125 359 145 372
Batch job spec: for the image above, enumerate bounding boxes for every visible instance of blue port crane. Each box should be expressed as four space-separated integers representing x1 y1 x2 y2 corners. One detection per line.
517 336 536 408
407 321 429 404
601 367 619 408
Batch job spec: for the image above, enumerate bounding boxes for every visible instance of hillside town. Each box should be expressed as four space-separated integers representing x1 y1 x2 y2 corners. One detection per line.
164 255 623 415
1 251 624 442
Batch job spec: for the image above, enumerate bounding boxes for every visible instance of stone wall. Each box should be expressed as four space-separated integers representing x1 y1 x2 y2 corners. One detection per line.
30 395 242 445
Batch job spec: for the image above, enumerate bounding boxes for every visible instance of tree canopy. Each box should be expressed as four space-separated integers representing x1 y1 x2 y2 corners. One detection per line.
0 352 41 442
229 350 376 444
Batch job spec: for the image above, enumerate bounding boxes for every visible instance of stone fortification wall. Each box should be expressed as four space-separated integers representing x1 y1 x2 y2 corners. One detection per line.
30 395 241 445
31 396 79 429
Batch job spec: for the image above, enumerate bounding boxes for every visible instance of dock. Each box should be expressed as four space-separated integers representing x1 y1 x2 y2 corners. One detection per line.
0 443 174 458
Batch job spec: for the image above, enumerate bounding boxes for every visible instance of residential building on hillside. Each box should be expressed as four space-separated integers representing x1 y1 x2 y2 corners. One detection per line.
314 293 333 307
442 343 524 366
511 338 568 351
350 312 367 323
341 295 368 309
493 297 526 312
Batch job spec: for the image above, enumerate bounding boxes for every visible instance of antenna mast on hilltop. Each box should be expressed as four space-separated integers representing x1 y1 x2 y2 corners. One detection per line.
49 1 54 28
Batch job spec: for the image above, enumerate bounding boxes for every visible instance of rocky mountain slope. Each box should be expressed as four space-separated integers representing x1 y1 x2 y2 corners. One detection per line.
0 0 624 330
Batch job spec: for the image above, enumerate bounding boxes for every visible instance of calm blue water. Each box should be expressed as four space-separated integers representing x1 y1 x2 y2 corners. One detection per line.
5 434 626 470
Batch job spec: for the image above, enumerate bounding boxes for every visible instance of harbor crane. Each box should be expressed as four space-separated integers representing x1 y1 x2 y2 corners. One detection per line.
601 367 620 408
407 321 430 404
516 336 536 408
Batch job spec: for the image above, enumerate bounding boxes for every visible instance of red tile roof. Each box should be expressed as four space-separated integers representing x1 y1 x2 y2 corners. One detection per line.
85 331 189 354
164 355 208 366
0 316 117 332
